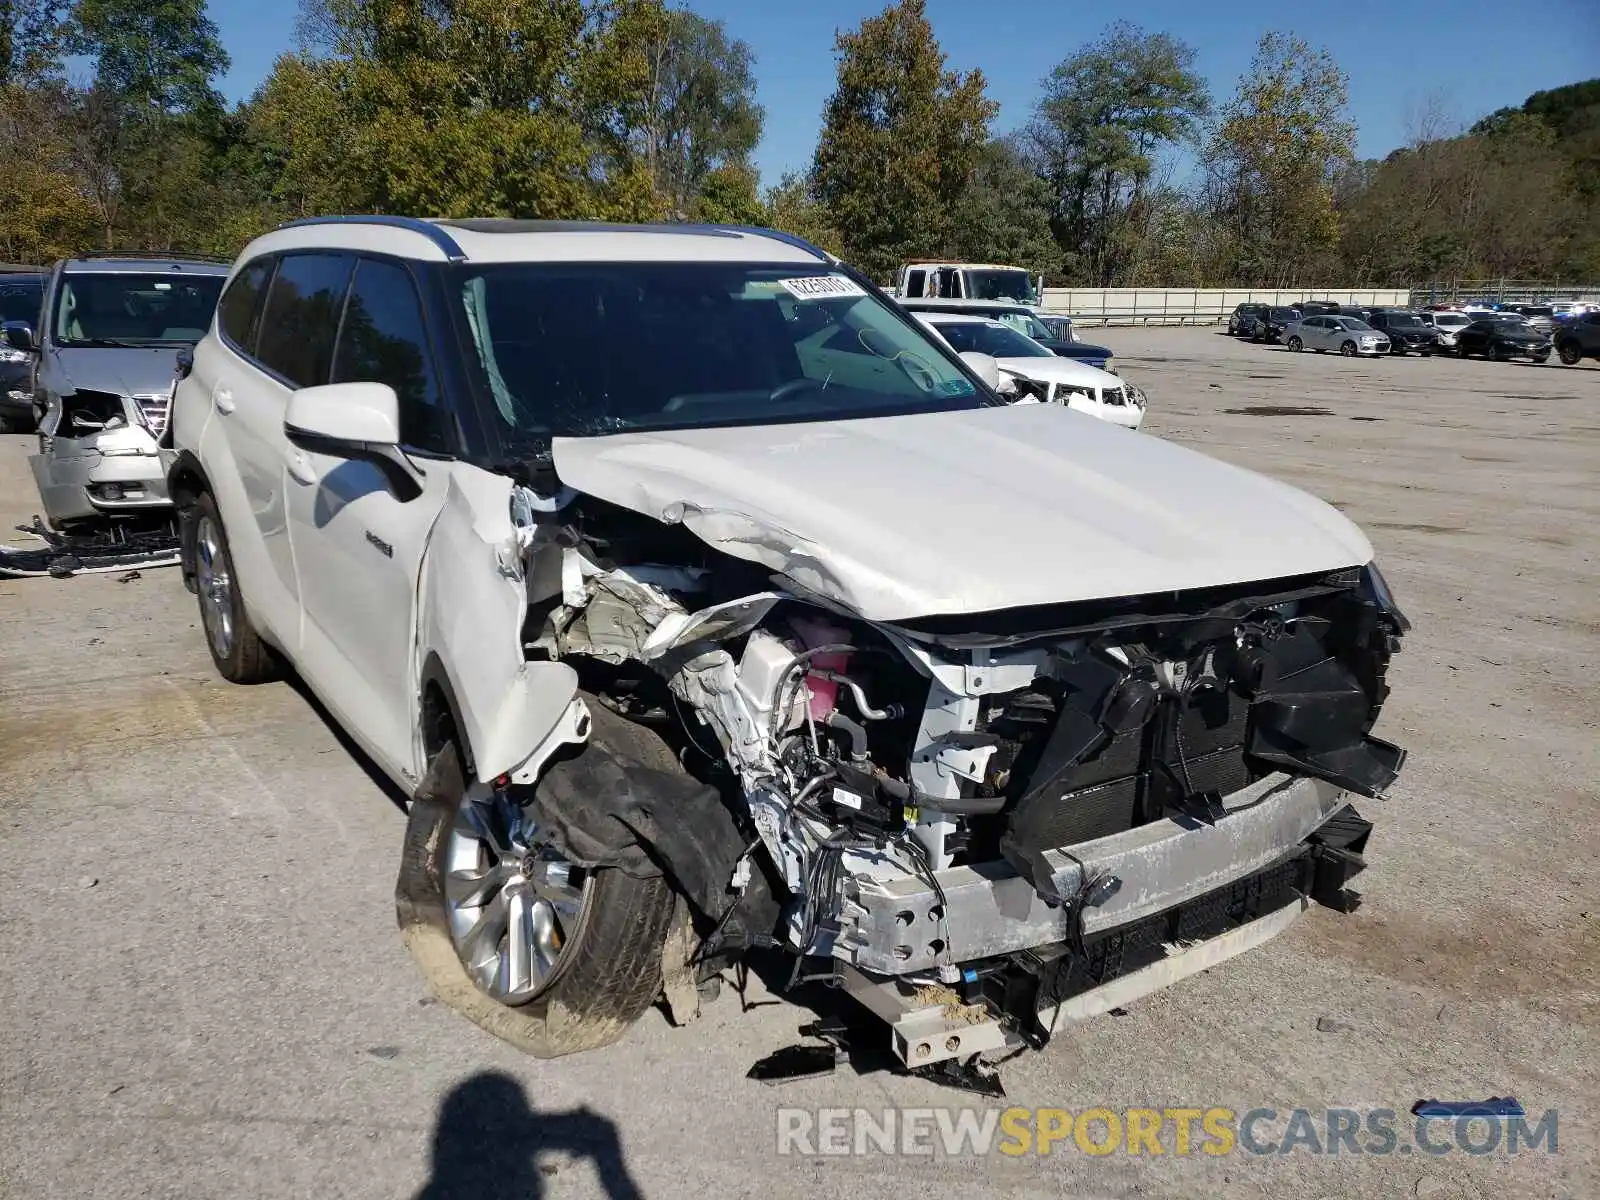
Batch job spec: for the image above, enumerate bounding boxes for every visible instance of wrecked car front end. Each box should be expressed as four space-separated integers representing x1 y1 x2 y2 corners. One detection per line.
475 410 1408 1069
522 526 1404 1066
30 398 172 527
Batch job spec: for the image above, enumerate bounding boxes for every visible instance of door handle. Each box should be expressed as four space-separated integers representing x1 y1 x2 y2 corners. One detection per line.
286 451 316 486
213 388 235 415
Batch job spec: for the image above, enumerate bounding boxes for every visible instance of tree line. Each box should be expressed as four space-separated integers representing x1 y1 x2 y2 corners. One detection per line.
2 0 1595 289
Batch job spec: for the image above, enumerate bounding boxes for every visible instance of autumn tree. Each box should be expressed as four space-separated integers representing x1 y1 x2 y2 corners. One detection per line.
811 0 995 280
1026 22 1209 286
1200 32 1355 285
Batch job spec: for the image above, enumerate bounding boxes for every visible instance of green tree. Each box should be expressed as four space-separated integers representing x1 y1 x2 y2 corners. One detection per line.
637 10 763 217
1026 21 1209 286
811 0 995 280
261 0 670 220
71 0 229 115
1 0 68 87
949 138 1057 275
765 170 841 255
691 163 766 225
1200 32 1355 285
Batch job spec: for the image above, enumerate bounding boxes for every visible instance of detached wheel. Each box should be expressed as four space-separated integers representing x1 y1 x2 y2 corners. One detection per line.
193 492 275 683
397 744 675 1057
1287 335 1303 352
1556 342 1581 365
1340 340 1357 357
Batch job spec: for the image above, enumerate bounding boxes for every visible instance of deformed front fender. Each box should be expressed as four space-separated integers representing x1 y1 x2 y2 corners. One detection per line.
415 468 582 785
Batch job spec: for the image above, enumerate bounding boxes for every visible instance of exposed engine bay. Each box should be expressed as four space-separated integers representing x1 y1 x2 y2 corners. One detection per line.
507 486 1409 1065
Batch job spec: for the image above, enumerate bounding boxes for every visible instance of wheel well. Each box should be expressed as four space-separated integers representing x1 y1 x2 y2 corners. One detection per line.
420 666 474 776
167 453 210 592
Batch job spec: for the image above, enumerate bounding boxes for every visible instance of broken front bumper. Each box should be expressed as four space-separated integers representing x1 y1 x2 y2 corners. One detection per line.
29 448 171 525
835 773 1351 976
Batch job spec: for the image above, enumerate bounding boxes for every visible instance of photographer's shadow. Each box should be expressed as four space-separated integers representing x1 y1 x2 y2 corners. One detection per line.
415 1071 643 1200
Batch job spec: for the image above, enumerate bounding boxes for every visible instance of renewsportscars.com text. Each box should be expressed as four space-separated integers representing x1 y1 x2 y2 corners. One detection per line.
775 1106 1558 1158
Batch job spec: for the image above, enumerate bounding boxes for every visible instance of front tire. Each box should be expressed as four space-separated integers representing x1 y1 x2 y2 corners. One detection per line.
193 492 275 683
1556 341 1582 365
397 742 676 1057
1287 336 1303 352
1340 340 1357 357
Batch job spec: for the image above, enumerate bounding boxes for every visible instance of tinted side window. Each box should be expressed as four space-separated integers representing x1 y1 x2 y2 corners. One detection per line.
333 258 449 454
218 259 274 353
256 253 353 387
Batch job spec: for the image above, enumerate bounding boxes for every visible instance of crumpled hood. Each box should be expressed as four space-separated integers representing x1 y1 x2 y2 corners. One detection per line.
552 405 1373 622
47 346 181 398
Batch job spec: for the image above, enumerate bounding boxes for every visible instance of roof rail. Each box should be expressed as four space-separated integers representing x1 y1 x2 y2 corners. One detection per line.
73 249 234 264
276 215 467 262
720 225 834 263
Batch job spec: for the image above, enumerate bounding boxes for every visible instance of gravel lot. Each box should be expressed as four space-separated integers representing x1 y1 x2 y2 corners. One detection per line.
1 327 1595 1199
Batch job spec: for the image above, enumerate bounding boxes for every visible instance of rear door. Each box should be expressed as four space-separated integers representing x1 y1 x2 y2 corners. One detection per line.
205 253 354 651
283 255 457 783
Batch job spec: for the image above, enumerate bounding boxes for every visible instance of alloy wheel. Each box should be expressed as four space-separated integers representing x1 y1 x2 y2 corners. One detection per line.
445 783 593 1005
194 514 234 659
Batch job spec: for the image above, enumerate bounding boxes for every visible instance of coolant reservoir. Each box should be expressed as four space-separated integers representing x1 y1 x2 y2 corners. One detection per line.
790 616 850 721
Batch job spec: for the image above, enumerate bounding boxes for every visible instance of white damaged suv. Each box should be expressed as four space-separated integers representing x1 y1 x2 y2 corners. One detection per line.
168 218 1408 1065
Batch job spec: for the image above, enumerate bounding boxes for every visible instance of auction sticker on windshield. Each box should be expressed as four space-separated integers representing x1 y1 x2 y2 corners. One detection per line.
779 275 866 301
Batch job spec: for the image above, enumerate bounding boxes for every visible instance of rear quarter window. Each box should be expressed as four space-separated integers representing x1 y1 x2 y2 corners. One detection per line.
218 260 274 354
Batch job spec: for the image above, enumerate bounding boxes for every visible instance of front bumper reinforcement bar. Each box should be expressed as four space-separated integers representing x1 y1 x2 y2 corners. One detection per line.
835 773 1348 975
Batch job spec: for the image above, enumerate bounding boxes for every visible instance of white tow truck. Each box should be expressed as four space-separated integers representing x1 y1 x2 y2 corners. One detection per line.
892 261 1044 308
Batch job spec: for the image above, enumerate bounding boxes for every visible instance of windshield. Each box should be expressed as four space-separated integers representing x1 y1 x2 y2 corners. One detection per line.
53 271 224 346
1520 306 1553 317
1384 314 1424 329
1433 313 1469 328
1337 318 1375 331
965 269 1036 304
456 263 984 438
987 310 1057 341
0 277 42 325
932 321 1054 359
1269 307 1299 320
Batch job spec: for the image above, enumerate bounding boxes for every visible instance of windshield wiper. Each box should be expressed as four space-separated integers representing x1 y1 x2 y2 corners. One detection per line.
66 338 150 349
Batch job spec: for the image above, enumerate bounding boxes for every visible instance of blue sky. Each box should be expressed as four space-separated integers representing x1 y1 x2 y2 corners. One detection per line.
207 0 1600 187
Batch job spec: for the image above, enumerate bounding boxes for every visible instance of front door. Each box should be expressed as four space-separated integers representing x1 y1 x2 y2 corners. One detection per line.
284 256 456 784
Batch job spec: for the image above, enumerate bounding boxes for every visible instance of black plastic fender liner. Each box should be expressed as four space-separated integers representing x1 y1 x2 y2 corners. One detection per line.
520 699 752 928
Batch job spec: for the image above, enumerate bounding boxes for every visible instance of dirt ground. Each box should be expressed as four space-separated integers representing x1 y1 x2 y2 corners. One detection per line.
0 327 1595 1199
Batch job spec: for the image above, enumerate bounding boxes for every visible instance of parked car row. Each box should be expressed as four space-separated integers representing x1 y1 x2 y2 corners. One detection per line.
0 270 44 432
1225 300 1598 365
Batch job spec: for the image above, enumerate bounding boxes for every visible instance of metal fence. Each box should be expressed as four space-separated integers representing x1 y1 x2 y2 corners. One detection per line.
1041 287 1412 327
1406 280 1600 307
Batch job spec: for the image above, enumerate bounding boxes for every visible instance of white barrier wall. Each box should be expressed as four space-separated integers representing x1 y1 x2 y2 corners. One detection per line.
1042 287 1412 326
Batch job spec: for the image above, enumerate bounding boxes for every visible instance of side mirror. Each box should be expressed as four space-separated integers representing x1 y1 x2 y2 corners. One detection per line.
2 320 35 352
957 350 1002 391
284 382 422 499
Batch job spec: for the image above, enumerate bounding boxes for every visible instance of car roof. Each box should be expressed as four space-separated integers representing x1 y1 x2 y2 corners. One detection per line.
61 257 230 276
901 298 1033 314
236 217 833 268
914 312 1008 327
902 261 1026 271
